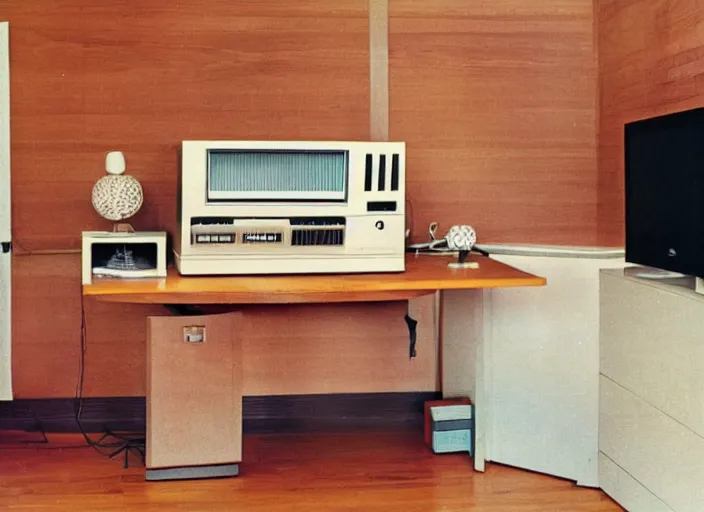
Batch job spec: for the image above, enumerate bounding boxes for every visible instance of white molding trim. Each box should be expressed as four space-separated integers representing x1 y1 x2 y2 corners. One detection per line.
475 243 625 259
0 21 12 401
0 21 9 241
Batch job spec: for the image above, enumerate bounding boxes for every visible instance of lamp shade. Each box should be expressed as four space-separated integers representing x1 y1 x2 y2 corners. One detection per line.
446 225 477 252
92 174 143 221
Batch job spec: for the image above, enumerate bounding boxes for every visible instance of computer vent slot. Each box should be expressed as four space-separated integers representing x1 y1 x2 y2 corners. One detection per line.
365 153 400 192
391 153 399 191
364 154 373 191
378 155 386 191
291 228 344 246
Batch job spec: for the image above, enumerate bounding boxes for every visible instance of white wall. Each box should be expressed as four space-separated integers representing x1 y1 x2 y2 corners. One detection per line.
0 21 11 401
476 244 625 486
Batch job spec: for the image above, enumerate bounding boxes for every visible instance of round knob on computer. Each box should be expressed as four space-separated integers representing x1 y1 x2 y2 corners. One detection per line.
375 220 385 230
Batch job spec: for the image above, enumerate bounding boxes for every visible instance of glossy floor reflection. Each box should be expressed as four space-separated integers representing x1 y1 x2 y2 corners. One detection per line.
0 430 623 511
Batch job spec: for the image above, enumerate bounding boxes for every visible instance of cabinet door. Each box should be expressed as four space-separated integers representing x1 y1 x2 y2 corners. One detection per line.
146 311 243 470
600 272 704 435
487 252 625 486
600 376 704 511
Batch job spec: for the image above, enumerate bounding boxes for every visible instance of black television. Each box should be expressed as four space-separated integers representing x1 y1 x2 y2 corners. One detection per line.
625 106 704 279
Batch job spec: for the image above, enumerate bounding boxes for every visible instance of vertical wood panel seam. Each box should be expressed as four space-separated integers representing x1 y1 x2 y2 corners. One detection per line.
369 0 388 142
371 3 440 391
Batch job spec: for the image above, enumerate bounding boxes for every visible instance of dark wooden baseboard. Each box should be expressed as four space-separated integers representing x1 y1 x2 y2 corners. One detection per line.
0 392 441 435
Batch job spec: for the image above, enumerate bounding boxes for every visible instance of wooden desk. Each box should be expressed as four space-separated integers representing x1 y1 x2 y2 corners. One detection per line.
82 253 546 481
84 253 545 304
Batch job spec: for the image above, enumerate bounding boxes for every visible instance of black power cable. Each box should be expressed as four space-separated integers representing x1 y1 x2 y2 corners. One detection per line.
74 285 145 466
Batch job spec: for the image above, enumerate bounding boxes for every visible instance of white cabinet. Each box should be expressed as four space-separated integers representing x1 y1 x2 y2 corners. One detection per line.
599 270 704 511
477 244 625 486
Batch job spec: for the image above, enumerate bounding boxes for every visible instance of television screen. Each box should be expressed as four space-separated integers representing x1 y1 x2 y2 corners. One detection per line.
625 106 704 278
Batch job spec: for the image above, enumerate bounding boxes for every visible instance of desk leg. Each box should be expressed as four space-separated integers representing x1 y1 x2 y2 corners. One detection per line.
440 288 492 472
145 311 243 481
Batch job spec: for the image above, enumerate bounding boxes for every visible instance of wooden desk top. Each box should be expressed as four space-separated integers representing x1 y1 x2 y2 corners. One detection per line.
82 253 546 305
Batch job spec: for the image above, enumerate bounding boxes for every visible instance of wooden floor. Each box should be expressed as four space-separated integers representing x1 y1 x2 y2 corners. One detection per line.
0 430 623 511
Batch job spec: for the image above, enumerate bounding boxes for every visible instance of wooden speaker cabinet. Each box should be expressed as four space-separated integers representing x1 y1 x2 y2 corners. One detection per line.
146 311 243 481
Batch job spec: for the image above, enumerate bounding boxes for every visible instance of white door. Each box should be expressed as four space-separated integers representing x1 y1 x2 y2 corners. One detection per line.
477 244 625 486
0 21 12 401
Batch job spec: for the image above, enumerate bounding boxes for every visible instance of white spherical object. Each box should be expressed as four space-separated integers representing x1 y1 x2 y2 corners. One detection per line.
446 225 477 251
92 174 143 221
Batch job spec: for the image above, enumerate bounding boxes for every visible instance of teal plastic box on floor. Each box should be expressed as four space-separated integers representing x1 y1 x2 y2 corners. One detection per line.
432 429 473 455
430 404 473 455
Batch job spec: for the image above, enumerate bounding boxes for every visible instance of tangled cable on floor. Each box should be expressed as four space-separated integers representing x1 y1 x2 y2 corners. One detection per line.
74 286 145 468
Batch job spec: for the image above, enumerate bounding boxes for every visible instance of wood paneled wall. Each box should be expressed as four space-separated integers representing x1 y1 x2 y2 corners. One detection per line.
391 0 598 246
8 0 370 251
597 0 704 246
5 0 598 398
13 254 437 398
